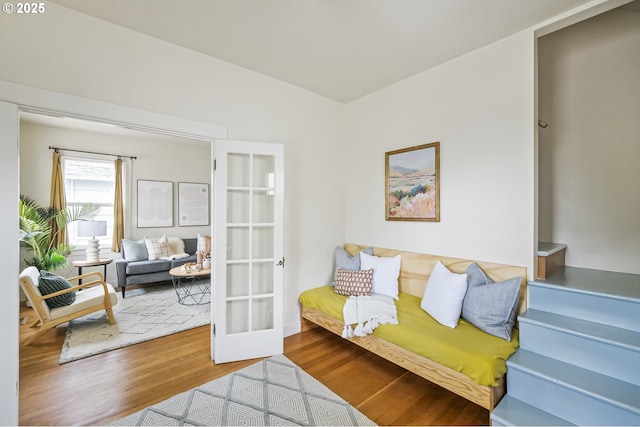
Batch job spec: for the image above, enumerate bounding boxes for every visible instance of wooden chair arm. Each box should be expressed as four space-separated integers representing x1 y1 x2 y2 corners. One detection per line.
74 279 112 295
40 279 111 300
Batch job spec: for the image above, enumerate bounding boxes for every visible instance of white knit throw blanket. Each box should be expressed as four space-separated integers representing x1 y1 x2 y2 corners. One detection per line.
342 294 398 338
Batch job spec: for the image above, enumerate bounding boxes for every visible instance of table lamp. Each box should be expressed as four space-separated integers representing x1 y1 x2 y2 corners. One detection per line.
77 220 107 262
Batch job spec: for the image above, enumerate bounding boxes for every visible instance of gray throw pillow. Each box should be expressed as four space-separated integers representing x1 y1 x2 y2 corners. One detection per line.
122 238 148 262
38 270 76 308
461 263 521 341
331 246 374 286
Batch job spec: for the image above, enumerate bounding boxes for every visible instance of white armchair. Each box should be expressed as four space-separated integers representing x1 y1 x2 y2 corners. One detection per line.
19 266 118 345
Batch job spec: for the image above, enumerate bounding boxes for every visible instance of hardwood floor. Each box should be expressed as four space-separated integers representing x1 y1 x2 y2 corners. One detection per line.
19 305 489 426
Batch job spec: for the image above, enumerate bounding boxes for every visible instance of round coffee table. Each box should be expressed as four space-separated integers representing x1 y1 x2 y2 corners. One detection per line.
169 266 211 305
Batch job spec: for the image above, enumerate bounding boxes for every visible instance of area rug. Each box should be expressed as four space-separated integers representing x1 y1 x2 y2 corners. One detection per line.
108 354 376 426
59 283 210 364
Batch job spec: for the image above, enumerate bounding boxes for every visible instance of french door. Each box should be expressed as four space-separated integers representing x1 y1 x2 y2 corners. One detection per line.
211 140 284 363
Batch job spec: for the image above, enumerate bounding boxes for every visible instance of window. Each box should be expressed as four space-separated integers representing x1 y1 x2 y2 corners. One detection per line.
63 156 116 249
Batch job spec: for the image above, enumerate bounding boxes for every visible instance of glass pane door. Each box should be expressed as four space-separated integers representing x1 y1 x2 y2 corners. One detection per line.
212 141 283 363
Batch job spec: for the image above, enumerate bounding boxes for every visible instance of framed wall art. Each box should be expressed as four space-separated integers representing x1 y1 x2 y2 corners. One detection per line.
137 179 174 227
385 142 440 221
178 182 210 226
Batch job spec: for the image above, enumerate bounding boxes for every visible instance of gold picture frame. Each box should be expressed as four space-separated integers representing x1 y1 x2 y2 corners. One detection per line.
385 142 440 221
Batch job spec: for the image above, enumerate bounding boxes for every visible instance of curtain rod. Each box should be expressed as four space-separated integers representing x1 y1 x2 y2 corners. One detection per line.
49 146 137 160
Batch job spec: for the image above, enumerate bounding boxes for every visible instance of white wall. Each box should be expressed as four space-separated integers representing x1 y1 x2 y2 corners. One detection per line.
0 2 347 328
0 101 20 427
344 31 537 274
19 120 212 281
538 7 640 274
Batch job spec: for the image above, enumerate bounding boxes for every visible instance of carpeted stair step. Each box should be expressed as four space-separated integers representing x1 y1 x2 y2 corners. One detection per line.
506 350 640 426
491 395 574 426
529 268 640 332
518 309 640 385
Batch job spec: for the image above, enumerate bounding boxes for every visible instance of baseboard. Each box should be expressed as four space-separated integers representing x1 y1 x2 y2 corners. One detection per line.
283 320 301 337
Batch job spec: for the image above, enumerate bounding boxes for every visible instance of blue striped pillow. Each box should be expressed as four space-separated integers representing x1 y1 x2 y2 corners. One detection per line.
38 270 76 308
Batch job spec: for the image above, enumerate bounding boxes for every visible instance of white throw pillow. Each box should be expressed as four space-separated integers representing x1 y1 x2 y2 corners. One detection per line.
420 261 468 328
360 252 401 300
145 235 172 260
167 236 185 255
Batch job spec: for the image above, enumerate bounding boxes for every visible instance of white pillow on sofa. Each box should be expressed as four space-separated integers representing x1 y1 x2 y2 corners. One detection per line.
360 252 401 299
167 236 186 255
420 261 468 328
145 235 172 260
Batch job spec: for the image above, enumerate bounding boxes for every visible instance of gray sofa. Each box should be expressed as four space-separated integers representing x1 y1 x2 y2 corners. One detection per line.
115 238 198 297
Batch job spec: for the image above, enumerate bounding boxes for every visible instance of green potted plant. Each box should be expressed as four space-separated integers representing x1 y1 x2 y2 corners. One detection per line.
19 194 100 271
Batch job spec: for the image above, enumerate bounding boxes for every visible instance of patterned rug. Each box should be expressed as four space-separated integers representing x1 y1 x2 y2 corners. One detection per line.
108 354 376 426
59 283 210 364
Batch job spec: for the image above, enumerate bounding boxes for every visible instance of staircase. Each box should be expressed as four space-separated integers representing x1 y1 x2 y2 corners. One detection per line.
491 267 640 426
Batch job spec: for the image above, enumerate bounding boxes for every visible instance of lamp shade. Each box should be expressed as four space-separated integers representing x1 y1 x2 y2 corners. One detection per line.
77 220 107 238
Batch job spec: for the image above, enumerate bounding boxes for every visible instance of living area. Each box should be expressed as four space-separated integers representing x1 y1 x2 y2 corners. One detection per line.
18 114 215 361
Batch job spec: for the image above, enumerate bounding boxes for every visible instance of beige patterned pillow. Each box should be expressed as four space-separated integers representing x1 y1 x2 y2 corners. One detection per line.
145 236 172 260
334 268 374 296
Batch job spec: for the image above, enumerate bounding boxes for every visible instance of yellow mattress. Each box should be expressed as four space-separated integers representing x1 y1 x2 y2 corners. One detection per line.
299 286 519 386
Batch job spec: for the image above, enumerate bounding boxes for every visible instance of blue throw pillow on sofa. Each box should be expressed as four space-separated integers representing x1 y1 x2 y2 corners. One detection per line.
38 270 76 309
122 238 148 262
461 263 521 341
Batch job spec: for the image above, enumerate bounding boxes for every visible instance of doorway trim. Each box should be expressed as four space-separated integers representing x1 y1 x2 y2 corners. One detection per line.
0 79 227 425
531 0 631 277
0 80 226 140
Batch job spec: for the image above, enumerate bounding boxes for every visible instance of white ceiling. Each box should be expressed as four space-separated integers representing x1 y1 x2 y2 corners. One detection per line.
51 0 597 103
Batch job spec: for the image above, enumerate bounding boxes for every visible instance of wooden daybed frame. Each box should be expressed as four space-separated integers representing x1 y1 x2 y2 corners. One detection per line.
301 244 528 411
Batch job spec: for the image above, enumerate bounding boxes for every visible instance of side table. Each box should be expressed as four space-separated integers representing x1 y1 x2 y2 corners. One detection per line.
169 266 211 305
72 259 113 284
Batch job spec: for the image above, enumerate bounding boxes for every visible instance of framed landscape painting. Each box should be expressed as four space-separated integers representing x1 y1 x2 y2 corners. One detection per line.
385 142 440 221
